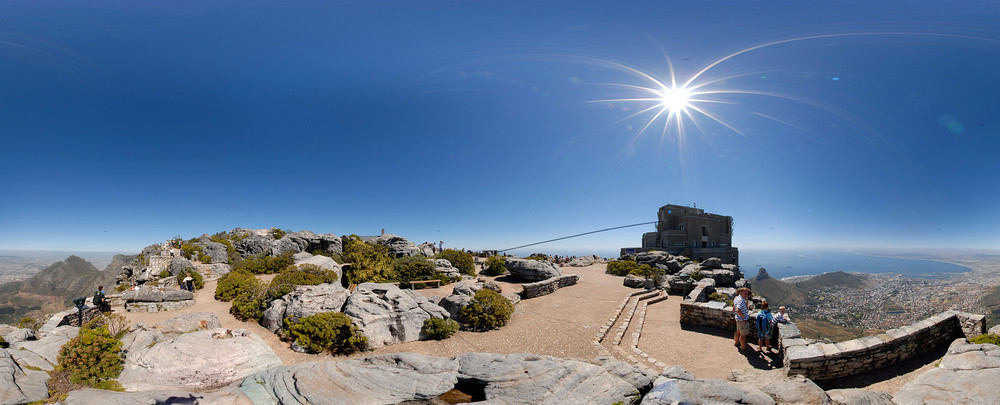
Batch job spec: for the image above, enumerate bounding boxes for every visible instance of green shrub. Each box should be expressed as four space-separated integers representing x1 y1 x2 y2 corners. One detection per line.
460 289 513 331
525 253 548 261
215 271 259 301
57 326 123 385
970 333 1000 346
606 260 639 276
266 264 338 301
83 312 131 339
210 232 239 264
233 252 295 275
708 292 733 307
271 227 288 240
176 269 205 290
197 253 212 264
230 277 268 321
393 256 440 285
342 235 397 284
180 243 203 260
158 269 171 279
690 270 705 281
422 318 459 340
482 255 507 277
435 249 474 276
628 264 665 285
285 312 368 354
92 380 125 391
0 335 6 349
18 317 41 330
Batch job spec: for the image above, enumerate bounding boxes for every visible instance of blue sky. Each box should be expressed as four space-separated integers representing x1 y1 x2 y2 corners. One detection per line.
1 1 999 257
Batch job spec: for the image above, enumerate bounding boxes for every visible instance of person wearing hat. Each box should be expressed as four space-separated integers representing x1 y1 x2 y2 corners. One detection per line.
182 276 195 292
733 287 751 351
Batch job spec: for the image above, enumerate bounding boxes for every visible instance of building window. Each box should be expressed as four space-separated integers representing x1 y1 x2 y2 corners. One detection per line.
702 226 708 236
680 224 686 232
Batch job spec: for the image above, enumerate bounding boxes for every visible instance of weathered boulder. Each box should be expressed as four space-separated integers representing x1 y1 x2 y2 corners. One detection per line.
564 255 604 267
505 258 562 281
13 325 78 364
202 263 232 279
64 387 248 405
156 312 221 334
624 274 646 288
122 287 164 302
260 298 288 333
3 328 35 345
636 251 672 267
642 376 775 405
0 349 48 405
240 353 459 404
167 257 196 276
827 389 895 405
162 289 194 301
118 328 281 391
456 352 638 404
341 283 447 348
759 375 832 404
279 283 350 326
120 326 164 360
701 257 723 269
233 233 273 259
293 253 343 280
195 240 229 264
8 348 51 372
371 234 422 257
894 338 1000 405
433 259 461 279
989 323 1000 336
452 280 481 296
591 357 656 394
417 242 437 257
273 230 343 257
483 280 503 293
438 294 473 321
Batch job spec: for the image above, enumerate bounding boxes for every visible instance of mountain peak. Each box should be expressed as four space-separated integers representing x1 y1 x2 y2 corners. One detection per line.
755 267 770 281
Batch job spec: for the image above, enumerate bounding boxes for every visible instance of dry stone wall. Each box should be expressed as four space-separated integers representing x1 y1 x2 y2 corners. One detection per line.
521 274 579 298
679 300 986 382
784 310 984 381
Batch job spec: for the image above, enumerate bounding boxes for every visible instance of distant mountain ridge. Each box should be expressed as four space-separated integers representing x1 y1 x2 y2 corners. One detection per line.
0 255 107 323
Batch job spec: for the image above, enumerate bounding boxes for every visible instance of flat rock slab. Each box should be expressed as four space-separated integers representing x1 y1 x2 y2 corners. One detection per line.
0 349 48 405
63 387 251 405
240 352 458 404
13 325 78 365
156 312 221 334
894 339 1000 405
119 328 281 392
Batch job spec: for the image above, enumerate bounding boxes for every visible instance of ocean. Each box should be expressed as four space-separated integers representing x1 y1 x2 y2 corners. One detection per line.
739 249 972 280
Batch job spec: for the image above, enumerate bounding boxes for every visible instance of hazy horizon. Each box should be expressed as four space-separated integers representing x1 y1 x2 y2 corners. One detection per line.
2 2 999 253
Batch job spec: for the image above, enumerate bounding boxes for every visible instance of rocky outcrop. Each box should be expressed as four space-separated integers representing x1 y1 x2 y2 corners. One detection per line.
624 274 646 288
451 280 482 296
894 338 1000 404
271 231 343 257
341 283 449 348
433 259 461 279
241 352 458 404
271 283 349 328
122 287 195 312
194 239 229 264
456 352 639 404
12 325 78 365
642 366 775 405
417 242 437 257
156 312 221 334
371 234 422 257
292 253 342 280
505 258 562 281
438 294 472 321
118 328 281 392
233 234 273 258
64 387 248 405
564 255 605 267
827 389 895 405
167 257 196 277
0 349 48 405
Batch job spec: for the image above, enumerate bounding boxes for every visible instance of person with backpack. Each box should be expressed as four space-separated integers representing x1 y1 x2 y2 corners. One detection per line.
756 300 775 352
93 285 110 312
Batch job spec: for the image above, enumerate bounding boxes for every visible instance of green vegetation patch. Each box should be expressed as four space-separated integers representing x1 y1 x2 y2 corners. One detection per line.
482 255 507 277
606 260 639 276
233 252 295 275
393 256 442 287
342 235 397 284
284 312 368 354
435 249 475 276
421 318 459 340
460 289 513 331
970 333 1000 346
57 326 124 385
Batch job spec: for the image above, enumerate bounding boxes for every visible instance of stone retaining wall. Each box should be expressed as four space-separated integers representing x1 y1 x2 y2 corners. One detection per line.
783 310 986 380
679 299 796 342
125 300 195 312
521 274 580 299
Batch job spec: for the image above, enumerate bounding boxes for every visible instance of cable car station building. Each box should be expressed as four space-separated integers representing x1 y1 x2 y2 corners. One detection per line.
621 204 738 265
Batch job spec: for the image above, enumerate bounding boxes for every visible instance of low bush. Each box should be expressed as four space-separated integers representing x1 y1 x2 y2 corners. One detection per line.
57 326 123 385
270 227 288 240
266 264 338 301
285 312 368 355
970 333 1000 346
460 289 513 331
606 260 639 276
180 242 203 260
158 269 171 279
708 292 733 307
233 252 295 275
197 253 212 264
0 335 6 349
83 312 131 339
342 235 397 284
393 256 440 285
628 264 665 285
18 316 41 330
482 255 507 277
435 249 474 276
215 270 259 301
231 278 268 321
690 270 705 281
176 268 205 290
422 318 459 340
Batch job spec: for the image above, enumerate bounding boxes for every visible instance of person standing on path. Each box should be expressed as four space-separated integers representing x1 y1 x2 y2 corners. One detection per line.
756 300 775 352
733 287 751 351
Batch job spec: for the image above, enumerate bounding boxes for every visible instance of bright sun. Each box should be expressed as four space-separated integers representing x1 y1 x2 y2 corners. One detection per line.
659 86 692 114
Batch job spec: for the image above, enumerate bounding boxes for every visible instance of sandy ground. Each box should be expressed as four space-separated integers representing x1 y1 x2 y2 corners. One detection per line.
116 263 935 395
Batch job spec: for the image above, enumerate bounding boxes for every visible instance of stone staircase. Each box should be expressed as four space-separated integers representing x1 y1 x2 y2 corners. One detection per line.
593 288 669 373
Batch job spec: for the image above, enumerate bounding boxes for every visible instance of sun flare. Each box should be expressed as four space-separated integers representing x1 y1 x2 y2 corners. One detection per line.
658 86 692 114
